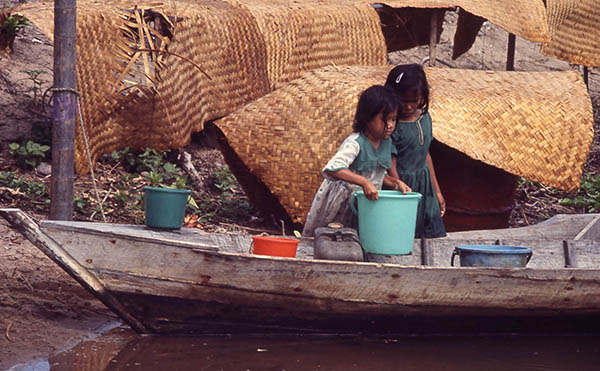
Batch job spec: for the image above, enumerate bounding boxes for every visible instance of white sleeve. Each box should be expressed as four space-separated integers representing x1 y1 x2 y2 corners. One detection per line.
323 136 360 174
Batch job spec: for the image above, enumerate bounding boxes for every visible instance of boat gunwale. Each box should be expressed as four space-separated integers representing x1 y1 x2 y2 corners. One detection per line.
40 219 600 273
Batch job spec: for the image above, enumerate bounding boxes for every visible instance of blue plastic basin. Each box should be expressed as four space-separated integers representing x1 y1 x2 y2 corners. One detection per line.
451 245 532 267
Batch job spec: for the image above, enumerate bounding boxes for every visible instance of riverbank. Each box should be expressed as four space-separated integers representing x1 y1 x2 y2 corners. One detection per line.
0 217 116 369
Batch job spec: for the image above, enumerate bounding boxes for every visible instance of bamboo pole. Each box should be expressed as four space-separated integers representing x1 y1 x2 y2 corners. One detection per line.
428 10 438 67
506 33 515 71
50 0 77 220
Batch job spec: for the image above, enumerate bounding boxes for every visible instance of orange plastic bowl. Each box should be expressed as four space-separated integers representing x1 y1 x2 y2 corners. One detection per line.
251 236 299 258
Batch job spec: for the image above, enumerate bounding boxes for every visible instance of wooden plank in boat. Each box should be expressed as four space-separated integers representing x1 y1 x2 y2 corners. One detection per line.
41 220 315 259
573 241 600 269
574 214 600 241
444 214 599 241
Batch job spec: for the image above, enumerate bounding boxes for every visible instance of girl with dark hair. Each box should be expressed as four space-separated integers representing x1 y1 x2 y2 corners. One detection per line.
302 85 411 237
384 64 446 238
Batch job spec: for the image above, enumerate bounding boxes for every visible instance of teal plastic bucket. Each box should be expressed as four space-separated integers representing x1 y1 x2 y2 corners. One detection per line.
451 245 532 267
351 190 422 255
143 187 191 229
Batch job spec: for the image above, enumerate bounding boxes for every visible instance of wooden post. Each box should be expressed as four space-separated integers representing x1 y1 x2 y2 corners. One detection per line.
50 0 77 220
428 10 438 67
583 66 589 87
421 238 434 266
506 33 515 71
563 240 578 268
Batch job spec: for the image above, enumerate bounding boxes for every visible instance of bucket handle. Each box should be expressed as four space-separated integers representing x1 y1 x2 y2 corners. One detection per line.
249 241 254 254
526 250 532 264
350 192 358 215
450 249 459 267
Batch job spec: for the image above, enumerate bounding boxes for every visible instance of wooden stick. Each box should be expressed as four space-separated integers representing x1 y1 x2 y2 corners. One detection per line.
218 222 280 235
180 150 208 197
5 322 14 342
421 238 433 266
0 208 152 334
563 240 578 268
506 33 515 71
428 10 438 67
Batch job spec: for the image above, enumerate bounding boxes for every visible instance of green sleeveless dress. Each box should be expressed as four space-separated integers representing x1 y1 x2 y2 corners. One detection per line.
391 111 446 238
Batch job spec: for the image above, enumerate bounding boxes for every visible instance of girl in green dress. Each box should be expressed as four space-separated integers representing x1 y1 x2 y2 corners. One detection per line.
302 85 411 237
384 64 447 238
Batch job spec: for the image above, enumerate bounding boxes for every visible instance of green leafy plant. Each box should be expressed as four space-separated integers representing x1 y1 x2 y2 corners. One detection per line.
559 174 600 212
20 69 47 106
214 166 238 192
1 13 28 52
138 148 165 173
9 140 50 169
1 14 28 34
144 171 164 187
73 195 91 214
0 171 48 205
186 165 256 224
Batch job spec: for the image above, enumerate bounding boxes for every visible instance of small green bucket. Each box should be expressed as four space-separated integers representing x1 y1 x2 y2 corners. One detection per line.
143 187 191 229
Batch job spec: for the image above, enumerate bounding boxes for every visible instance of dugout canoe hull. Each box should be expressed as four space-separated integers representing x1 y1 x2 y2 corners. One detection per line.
2 209 600 334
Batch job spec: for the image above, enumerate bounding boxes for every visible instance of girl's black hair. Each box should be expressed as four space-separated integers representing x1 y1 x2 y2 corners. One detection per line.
352 85 398 133
384 63 430 113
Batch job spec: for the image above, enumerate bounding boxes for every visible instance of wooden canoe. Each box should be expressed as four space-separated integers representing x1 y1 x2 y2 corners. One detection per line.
2 208 600 334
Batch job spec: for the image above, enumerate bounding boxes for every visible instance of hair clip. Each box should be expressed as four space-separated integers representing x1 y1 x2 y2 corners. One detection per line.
395 72 404 84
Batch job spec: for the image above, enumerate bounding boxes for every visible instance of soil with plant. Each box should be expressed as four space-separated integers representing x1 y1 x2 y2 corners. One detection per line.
1 5 599 369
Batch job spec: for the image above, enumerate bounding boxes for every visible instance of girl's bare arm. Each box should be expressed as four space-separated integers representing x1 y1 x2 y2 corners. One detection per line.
325 169 379 200
388 156 400 178
426 152 446 216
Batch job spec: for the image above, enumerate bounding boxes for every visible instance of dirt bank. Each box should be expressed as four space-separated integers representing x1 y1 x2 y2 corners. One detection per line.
0 217 115 370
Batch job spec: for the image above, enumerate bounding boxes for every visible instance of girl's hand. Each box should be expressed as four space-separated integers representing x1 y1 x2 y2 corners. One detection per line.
362 181 379 200
437 191 446 217
392 179 411 194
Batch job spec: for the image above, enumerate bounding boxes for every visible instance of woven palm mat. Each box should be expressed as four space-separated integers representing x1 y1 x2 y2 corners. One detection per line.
215 65 593 224
375 0 550 42
540 0 600 67
17 0 386 174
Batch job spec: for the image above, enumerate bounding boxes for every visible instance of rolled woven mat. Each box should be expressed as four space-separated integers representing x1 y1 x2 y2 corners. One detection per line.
215 65 593 224
540 0 600 67
17 0 387 174
374 0 550 43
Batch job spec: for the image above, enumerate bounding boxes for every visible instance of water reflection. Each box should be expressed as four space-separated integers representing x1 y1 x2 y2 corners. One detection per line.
49 328 600 371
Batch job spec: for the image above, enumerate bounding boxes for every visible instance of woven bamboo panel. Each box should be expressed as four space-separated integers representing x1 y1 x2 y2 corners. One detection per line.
373 0 550 42
427 67 593 192
540 0 600 67
232 0 386 89
215 65 593 223
18 0 387 173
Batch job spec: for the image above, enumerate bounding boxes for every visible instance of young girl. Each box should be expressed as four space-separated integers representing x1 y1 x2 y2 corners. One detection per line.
384 64 446 238
302 85 410 237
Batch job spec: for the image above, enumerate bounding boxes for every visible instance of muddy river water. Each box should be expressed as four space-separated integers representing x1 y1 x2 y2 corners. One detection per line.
11 327 600 371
